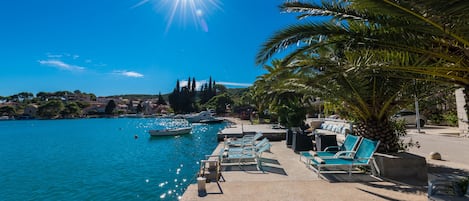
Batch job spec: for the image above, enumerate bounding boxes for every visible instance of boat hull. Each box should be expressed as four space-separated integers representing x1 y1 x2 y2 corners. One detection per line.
199 118 224 124
149 127 192 136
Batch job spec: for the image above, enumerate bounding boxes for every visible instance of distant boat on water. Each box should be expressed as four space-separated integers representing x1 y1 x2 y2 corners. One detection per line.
199 118 224 124
0 116 14 120
181 111 224 123
148 127 192 136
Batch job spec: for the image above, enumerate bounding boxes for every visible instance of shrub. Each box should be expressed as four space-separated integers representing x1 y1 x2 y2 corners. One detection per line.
443 112 458 126
392 119 420 151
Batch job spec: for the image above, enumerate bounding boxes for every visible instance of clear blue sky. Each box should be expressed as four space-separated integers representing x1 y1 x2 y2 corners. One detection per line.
0 0 300 96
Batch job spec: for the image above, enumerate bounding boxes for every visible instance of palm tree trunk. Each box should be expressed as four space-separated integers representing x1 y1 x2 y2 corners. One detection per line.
354 118 398 153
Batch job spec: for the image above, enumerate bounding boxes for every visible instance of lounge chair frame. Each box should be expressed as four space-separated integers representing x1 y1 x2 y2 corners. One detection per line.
220 142 271 171
299 134 361 164
309 138 380 178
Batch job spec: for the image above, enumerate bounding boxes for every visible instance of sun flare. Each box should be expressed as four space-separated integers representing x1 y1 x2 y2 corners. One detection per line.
133 0 222 32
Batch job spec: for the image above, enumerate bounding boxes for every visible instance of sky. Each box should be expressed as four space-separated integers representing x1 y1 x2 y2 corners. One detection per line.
0 0 300 97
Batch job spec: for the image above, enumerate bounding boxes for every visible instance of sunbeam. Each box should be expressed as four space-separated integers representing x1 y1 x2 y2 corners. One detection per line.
133 0 222 32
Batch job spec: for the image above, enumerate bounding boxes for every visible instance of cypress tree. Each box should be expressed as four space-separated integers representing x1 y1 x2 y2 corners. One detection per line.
157 92 166 105
176 79 180 93
192 77 196 93
187 77 191 91
213 80 217 96
208 76 212 93
169 80 181 113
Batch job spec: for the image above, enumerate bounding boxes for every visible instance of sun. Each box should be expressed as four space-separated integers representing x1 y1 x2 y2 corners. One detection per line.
133 0 222 32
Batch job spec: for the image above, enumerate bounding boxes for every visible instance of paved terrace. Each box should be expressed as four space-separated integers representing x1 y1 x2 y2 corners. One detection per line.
181 120 469 201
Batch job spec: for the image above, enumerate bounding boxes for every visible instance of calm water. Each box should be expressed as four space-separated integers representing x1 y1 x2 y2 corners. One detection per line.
0 118 226 201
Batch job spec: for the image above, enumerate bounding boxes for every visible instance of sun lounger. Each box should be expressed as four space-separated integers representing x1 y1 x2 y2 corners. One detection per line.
221 141 271 171
225 132 263 147
309 137 380 178
226 138 269 153
299 134 361 164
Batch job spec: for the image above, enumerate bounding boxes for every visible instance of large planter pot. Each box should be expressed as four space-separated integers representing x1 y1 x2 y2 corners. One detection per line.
373 152 427 185
314 134 337 151
291 128 313 153
286 129 294 148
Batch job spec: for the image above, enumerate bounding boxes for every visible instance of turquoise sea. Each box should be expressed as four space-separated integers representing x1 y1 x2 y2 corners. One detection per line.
0 118 226 201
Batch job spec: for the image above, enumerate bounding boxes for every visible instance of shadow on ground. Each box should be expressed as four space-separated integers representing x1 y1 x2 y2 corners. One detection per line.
221 158 287 175
321 172 382 183
428 164 469 179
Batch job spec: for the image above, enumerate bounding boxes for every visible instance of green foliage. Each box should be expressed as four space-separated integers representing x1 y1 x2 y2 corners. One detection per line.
392 119 420 151
199 77 216 105
105 100 117 115
278 104 307 128
204 93 234 114
156 92 167 105
214 84 227 94
61 102 82 118
168 78 198 113
253 0 469 153
427 113 444 124
0 106 16 116
76 101 90 109
37 100 64 119
443 112 458 126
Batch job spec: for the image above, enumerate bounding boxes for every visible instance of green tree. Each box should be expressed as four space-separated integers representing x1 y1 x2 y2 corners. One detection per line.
88 93 97 101
61 102 82 118
257 0 469 120
204 93 234 114
105 100 117 115
17 92 34 103
214 84 227 94
76 101 91 109
200 76 217 105
169 80 181 113
0 106 16 117
136 101 144 114
36 92 51 101
253 0 469 152
37 100 64 119
248 59 312 126
156 92 167 105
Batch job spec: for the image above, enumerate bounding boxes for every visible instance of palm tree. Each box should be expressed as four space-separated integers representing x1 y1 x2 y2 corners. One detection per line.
248 59 313 126
258 0 469 111
255 0 468 152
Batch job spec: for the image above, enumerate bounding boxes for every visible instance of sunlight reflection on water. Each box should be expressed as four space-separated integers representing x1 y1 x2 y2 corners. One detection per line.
0 118 227 201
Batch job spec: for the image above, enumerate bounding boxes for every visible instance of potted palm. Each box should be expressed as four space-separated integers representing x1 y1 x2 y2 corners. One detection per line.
281 104 310 152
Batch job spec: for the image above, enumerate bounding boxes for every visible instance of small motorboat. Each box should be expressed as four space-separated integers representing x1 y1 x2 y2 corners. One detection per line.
199 118 224 124
149 127 192 136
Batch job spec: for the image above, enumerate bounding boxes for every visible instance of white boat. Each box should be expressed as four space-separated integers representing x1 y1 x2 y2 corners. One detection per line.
199 118 224 124
183 111 224 123
148 127 192 136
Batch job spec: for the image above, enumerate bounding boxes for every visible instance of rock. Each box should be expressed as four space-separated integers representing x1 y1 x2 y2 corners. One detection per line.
429 152 442 160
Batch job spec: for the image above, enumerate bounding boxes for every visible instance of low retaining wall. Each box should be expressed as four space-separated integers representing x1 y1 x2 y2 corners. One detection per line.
373 152 428 185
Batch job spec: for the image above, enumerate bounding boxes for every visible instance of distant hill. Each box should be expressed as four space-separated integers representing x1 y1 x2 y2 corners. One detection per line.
106 88 249 102
106 94 160 100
